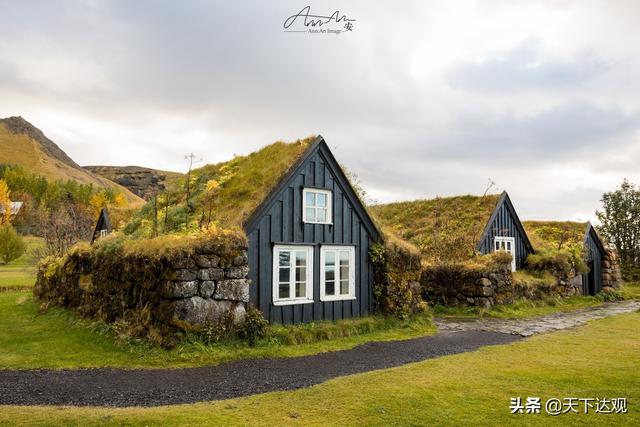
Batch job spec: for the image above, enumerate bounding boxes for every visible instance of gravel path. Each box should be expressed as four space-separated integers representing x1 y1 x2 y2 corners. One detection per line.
0 331 519 407
436 300 640 336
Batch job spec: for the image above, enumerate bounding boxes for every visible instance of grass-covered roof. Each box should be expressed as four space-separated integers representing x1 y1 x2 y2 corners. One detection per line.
124 136 316 236
369 193 502 263
522 221 588 252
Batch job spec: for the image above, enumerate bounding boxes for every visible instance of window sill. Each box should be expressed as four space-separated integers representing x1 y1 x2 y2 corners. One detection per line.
303 221 333 226
273 299 315 306
320 296 357 302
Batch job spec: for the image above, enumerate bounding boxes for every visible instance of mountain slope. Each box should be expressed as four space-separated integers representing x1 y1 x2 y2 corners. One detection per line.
84 166 182 200
0 116 144 207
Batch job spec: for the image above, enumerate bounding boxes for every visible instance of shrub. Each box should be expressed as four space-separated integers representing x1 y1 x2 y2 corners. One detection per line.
238 306 269 346
0 224 26 264
596 289 624 302
527 247 587 276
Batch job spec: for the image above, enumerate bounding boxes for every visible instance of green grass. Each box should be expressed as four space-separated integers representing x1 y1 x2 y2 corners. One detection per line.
620 281 640 299
0 236 42 290
1 310 637 426
0 291 435 370
433 294 606 319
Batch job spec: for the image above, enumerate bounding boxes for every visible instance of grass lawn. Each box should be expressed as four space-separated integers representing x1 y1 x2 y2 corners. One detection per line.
621 281 640 300
1 311 638 426
0 290 435 370
0 236 43 290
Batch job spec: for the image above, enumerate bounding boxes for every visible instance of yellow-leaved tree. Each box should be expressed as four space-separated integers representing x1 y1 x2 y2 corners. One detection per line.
0 179 11 225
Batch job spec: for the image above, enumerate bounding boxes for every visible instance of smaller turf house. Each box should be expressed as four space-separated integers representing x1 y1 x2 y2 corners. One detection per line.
370 191 533 270
91 208 112 244
523 221 606 295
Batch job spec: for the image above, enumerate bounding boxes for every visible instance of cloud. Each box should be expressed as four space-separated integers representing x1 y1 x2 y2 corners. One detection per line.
447 39 608 92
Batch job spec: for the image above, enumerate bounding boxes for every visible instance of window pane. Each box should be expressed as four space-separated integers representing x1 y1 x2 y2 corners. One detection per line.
305 207 316 222
296 251 307 267
317 208 326 222
339 251 350 264
316 193 327 207
279 283 289 299
325 251 335 266
326 281 335 295
305 191 315 206
340 279 349 295
326 266 335 282
296 266 306 282
340 265 349 282
279 251 290 267
296 282 306 298
506 241 511 250
279 267 290 283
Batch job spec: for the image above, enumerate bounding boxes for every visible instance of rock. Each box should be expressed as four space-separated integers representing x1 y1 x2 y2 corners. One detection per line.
199 281 216 298
198 268 224 281
215 279 250 302
466 297 475 304
232 252 248 266
161 281 198 298
171 269 197 281
172 297 233 325
170 257 196 269
195 254 219 268
232 304 247 324
477 278 492 287
225 266 250 279
481 286 494 297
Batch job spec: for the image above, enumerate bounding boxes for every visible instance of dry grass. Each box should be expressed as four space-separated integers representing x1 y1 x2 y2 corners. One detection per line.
370 194 501 262
522 220 587 252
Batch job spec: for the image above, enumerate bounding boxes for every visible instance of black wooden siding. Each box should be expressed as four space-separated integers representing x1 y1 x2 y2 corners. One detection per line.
246 148 375 324
477 197 532 269
582 227 604 295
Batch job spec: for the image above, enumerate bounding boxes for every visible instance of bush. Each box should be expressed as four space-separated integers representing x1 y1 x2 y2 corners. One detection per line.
238 306 269 346
527 247 587 276
0 224 26 264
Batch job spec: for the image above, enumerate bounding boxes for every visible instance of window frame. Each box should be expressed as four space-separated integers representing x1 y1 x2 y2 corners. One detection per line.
494 236 517 272
272 245 315 306
320 245 356 302
302 187 333 225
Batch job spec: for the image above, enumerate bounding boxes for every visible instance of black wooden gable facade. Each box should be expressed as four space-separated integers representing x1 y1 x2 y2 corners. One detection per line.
582 223 605 295
244 136 381 324
91 208 112 244
477 192 534 270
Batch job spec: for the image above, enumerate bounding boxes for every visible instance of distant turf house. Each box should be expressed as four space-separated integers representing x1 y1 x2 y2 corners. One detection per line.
370 191 533 271
234 135 382 324
523 221 606 295
91 208 112 244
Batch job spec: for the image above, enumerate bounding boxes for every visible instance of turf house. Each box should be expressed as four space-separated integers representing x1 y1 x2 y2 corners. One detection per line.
370 191 533 271
91 208 112 244
523 221 610 295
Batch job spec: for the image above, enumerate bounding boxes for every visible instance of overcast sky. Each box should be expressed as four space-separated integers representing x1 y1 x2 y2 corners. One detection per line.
2 0 639 222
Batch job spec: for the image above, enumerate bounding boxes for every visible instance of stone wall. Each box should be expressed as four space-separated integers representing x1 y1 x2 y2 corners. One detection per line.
34 235 250 346
602 248 622 291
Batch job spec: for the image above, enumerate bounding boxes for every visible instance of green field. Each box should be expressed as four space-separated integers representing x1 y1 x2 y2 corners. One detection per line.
1 310 638 426
0 236 42 290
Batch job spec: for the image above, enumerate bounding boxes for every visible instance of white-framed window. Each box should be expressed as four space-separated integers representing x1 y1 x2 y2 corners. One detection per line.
272 245 314 305
494 236 516 272
302 188 332 224
320 246 356 301
99 229 108 239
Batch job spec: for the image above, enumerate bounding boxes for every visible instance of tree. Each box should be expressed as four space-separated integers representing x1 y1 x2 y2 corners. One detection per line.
0 224 26 265
39 205 94 258
596 179 640 267
0 179 11 225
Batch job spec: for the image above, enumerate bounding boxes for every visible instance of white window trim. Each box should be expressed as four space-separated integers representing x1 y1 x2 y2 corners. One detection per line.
272 245 315 306
494 236 517 272
320 245 356 302
99 229 108 239
302 187 333 225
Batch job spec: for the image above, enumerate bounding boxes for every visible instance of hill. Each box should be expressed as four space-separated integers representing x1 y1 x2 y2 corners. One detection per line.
0 116 144 207
84 166 182 200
